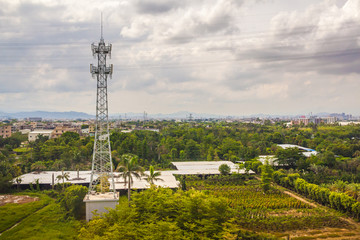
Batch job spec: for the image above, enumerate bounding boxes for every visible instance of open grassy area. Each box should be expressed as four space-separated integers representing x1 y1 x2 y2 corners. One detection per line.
0 193 51 233
0 193 82 240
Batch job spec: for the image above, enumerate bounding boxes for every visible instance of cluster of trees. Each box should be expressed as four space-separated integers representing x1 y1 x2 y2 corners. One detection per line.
273 171 360 219
0 133 25 192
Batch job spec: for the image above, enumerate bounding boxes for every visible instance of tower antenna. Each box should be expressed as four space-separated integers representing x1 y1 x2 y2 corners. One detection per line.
101 12 103 40
88 14 115 199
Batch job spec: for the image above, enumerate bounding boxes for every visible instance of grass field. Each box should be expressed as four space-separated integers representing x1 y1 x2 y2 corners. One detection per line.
0 193 81 240
0 193 51 233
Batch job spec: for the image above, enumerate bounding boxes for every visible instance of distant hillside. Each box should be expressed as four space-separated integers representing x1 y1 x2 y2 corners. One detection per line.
0 111 94 120
110 111 229 120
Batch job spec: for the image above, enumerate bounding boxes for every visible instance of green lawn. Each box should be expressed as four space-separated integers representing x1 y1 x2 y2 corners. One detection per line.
0 193 51 233
0 193 82 240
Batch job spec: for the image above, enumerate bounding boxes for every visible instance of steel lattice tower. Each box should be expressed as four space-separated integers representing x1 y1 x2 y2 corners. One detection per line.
87 19 116 199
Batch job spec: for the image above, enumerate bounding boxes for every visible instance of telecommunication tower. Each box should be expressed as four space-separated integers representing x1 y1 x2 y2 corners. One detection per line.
87 17 116 199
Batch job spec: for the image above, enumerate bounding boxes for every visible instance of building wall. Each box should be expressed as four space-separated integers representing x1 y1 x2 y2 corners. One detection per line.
0 125 12 138
84 196 119 221
28 131 53 142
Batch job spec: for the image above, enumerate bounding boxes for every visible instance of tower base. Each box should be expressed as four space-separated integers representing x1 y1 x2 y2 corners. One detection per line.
83 192 119 221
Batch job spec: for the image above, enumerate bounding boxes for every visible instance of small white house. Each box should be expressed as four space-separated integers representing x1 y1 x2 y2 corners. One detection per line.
28 129 53 142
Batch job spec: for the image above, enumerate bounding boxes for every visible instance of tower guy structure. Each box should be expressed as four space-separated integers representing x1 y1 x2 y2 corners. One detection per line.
87 19 116 199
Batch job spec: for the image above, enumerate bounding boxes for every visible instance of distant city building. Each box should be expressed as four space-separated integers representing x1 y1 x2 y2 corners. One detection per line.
51 126 80 138
0 125 12 138
324 116 337 124
28 129 53 142
28 117 42 122
329 113 352 121
89 125 95 136
338 121 360 126
81 128 90 135
30 122 44 130
19 129 31 135
291 116 322 126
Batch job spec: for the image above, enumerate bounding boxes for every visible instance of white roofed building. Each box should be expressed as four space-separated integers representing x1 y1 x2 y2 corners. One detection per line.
28 129 53 142
14 161 253 191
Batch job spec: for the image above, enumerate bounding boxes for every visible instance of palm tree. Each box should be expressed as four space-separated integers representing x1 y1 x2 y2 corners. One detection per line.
16 177 22 191
56 170 70 184
116 154 144 203
144 165 163 185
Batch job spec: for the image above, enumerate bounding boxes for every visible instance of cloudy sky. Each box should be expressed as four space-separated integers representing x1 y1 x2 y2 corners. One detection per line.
1 0 360 116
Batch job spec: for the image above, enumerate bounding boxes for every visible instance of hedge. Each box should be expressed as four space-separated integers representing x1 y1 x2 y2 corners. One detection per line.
273 171 360 220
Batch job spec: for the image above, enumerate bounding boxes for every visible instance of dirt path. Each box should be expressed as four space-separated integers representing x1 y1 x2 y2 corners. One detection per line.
283 190 317 208
0 195 39 206
280 187 360 239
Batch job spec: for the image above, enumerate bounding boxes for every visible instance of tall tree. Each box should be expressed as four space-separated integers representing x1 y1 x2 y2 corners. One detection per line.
116 154 144 203
275 147 304 169
261 160 274 193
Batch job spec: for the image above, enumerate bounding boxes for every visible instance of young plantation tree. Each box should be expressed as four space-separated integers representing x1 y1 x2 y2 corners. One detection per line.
261 160 274 193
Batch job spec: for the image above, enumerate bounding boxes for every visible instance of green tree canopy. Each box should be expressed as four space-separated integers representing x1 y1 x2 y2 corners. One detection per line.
275 147 305 169
219 164 231 175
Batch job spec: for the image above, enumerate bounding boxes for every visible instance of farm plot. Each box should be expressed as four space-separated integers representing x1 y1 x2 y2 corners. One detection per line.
186 176 349 234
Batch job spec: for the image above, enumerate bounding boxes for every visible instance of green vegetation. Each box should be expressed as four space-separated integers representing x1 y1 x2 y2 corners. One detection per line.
3 121 360 191
274 171 360 219
0 203 81 240
0 193 51 233
79 187 276 240
116 154 144 202
59 185 88 219
2 121 360 238
261 161 274 192
0 193 80 240
143 165 162 185
219 163 231 175
186 175 348 233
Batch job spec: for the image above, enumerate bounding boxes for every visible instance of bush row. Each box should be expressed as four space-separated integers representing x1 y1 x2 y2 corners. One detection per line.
273 171 360 219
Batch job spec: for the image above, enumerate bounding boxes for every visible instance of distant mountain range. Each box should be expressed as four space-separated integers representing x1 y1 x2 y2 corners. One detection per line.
0 111 355 120
0 111 94 120
110 111 227 120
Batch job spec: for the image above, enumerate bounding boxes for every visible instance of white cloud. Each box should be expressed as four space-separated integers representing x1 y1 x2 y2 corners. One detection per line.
0 0 359 115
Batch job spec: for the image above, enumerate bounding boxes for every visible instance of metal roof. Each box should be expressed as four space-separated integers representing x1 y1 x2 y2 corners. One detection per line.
278 144 318 156
15 161 252 190
171 161 252 175
15 171 92 185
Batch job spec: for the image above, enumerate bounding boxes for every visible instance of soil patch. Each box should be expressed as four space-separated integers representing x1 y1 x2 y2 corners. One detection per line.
0 195 39 206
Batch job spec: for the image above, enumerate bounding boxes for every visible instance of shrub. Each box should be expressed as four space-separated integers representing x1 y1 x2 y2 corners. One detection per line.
59 185 88 219
219 164 231 175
